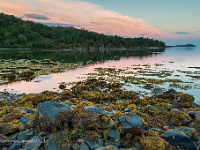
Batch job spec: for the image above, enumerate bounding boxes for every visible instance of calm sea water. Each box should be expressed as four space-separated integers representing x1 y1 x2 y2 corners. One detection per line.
0 47 199 102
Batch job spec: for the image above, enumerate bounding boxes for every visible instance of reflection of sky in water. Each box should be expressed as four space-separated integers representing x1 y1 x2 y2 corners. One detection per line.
0 47 200 102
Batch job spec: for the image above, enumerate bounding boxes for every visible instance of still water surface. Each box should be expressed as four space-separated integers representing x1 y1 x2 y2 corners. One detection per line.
0 47 199 102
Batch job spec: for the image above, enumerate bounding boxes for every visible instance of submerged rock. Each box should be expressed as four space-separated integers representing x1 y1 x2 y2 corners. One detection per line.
164 88 177 95
165 129 197 150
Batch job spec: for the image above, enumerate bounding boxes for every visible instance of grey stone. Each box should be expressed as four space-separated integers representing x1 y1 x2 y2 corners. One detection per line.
85 139 103 150
165 129 197 150
17 130 34 140
84 106 105 115
24 135 43 150
9 142 21 150
119 114 144 135
38 101 72 120
80 142 90 150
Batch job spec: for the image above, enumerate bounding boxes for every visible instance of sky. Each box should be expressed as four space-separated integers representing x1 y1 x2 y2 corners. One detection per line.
0 0 200 46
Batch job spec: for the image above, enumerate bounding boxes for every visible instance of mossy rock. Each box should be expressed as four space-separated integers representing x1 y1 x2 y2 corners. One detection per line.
17 91 60 108
172 92 194 108
140 136 170 150
37 101 73 132
170 109 192 126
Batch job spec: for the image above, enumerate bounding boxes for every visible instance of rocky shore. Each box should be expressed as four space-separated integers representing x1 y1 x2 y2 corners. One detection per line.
0 77 200 150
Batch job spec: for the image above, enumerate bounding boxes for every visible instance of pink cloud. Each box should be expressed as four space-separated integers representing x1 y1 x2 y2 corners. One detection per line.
0 0 169 38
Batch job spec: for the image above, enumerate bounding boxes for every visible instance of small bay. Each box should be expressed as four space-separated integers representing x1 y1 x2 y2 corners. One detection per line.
0 47 199 102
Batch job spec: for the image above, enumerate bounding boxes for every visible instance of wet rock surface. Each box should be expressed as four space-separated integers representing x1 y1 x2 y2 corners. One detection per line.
0 75 200 149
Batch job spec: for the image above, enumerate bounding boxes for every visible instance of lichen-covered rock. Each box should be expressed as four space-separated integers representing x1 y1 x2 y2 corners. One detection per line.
165 129 197 150
177 127 198 141
119 114 144 135
172 92 194 108
37 101 73 131
170 108 192 126
0 120 24 135
38 101 72 120
140 136 170 150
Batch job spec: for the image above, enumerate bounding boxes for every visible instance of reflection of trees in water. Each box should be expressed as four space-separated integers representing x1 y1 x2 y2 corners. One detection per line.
0 49 165 63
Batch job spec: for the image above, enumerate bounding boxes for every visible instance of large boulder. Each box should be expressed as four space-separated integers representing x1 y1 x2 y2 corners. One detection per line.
37 101 73 131
165 129 197 150
38 101 72 120
119 114 144 135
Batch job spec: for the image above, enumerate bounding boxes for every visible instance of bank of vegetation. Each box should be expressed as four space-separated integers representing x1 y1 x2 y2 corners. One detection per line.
0 13 165 50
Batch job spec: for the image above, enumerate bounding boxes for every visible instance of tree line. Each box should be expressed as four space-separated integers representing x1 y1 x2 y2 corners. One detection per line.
0 13 165 50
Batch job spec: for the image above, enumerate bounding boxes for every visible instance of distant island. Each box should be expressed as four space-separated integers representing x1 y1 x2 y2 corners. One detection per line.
166 44 196 48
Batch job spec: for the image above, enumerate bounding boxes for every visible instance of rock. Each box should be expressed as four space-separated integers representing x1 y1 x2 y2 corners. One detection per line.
45 138 69 150
9 142 21 150
24 135 43 150
105 129 120 147
85 139 104 150
17 129 34 140
165 129 197 150
38 101 73 131
19 116 33 130
72 143 80 150
0 123 19 135
80 142 90 150
119 114 144 135
151 86 165 95
170 108 192 126
164 88 177 95
84 106 105 115
77 138 84 144
59 82 66 90
38 101 72 120
177 127 198 141
0 134 9 148
140 136 169 150
188 111 200 120
172 92 194 108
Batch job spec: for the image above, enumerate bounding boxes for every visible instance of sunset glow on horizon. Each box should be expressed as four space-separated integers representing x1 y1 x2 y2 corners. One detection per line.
0 0 199 46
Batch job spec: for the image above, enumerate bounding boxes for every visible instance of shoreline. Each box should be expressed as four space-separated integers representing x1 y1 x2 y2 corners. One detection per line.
0 47 164 51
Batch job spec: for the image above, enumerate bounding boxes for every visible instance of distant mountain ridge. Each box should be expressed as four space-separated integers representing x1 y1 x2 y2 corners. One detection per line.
0 13 165 50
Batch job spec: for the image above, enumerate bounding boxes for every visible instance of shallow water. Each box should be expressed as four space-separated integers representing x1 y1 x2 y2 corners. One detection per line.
0 47 199 102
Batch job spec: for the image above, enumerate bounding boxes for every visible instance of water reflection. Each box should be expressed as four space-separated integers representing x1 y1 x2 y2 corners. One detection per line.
0 47 199 102
0 48 165 63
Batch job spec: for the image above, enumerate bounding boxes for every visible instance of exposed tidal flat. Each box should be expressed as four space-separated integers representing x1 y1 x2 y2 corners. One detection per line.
0 47 200 149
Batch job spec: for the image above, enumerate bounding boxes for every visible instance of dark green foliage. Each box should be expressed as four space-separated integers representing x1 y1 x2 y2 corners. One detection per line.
0 13 165 49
